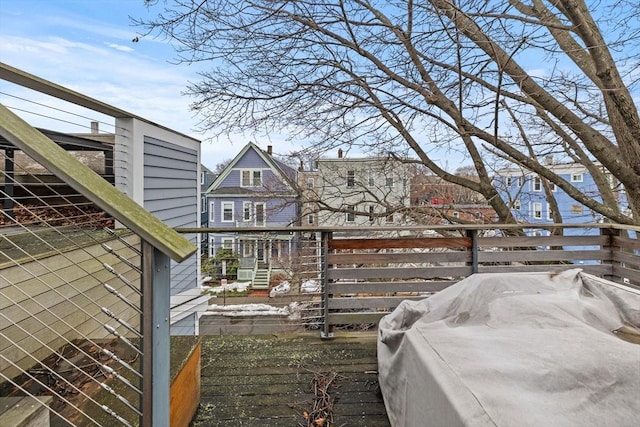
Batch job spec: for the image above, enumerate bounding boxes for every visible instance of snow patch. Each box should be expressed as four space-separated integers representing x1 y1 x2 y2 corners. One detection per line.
207 281 251 294
301 279 320 293
269 280 291 297
205 303 289 317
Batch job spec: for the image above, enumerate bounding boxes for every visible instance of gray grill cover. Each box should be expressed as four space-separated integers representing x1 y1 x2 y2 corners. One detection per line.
378 270 640 427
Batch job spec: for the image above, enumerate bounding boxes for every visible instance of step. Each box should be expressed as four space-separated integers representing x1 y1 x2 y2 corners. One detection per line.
0 396 52 427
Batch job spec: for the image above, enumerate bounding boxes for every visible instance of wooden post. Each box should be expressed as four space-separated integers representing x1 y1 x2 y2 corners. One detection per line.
320 231 334 339
601 227 620 282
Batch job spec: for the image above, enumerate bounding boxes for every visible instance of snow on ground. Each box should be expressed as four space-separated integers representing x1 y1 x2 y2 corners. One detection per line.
301 279 320 293
269 280 291 297
205 303 290 317
204 281 251 294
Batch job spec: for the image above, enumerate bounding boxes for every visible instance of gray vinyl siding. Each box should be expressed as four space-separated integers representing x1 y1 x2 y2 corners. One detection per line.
171 313 196 336
235 148 268 168
144 136 198 296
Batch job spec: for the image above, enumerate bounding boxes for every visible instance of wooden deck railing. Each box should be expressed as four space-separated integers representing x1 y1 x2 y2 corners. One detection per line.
186 223 639 338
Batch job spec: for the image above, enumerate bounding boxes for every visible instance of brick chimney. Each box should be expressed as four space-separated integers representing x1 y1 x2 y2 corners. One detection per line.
90 121 99 134
338 148 343 158
267 145 273 155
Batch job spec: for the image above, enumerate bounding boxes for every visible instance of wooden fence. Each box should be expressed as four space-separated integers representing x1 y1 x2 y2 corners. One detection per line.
319 225 639 336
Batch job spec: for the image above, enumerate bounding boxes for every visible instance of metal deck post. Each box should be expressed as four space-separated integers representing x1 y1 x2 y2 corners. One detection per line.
466 229 478 274
141 241 171 427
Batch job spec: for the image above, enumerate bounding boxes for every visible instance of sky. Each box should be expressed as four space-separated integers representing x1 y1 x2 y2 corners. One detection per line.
0 0 298 171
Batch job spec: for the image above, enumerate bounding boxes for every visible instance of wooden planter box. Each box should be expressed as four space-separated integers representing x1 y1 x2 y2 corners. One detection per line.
170 336 202 427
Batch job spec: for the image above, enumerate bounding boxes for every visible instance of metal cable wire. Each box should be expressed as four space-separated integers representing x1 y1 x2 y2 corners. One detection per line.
1 155 145 425
0 325 137 426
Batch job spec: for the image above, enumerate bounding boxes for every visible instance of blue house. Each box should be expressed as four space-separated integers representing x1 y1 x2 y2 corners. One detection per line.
200 164 216 258
494 163 623 227
494 162 630 263
205 142 299 288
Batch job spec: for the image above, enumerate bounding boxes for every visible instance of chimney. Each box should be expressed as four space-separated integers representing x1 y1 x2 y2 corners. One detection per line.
90 121 99 134
338 148 343 158
267 145 273 155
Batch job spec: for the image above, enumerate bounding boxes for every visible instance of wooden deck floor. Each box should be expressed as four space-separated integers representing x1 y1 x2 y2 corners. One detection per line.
191 333 390 426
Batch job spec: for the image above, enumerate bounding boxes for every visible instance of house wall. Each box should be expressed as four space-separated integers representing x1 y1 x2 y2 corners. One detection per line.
217 169 286 192
115 117 203 335
200 167 215 256
171 313 197 336
143 136 199 296
205 143 299 277
306 158 411 227
496 166 606 227
0 234 141 379
209 197 297 227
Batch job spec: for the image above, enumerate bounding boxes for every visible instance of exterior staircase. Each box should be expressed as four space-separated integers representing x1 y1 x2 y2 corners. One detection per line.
252 262 270 289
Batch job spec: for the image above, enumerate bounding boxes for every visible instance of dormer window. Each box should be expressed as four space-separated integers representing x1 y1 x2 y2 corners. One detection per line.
571 173 583 183
241 169 262 187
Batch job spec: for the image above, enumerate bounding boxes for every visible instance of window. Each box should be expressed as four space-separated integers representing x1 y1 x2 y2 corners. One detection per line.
386 209 394 223
241 169 262 187
533 202 542 219
308 214 315 225
506 177 512 186
243 201 252 221
200 171 206 185
549 182 557 192
346 206 356 223
513 199 521 210
306 178 314 189
452 211 459 219
209 236 215 257
571 173 583 183
368 205 375 223
547 204 554 221
242 240 253 257
222 238 234 250
386 176 394 187
222 202 234 222
201 196 206 214
347 170 355 187
517 176 524 187
475 212 482 219
241 170 250 186
255 203 265 225
368 172 374 187
533 177 542 192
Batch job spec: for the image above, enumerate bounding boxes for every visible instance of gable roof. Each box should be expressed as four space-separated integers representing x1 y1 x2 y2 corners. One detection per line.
206 142 296 193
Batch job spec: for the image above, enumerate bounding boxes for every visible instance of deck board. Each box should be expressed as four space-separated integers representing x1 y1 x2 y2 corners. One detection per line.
191 333 390 426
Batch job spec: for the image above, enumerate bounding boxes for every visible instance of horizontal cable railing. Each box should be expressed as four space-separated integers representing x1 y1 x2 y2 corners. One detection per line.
1 147 144 426
199 234 323 335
